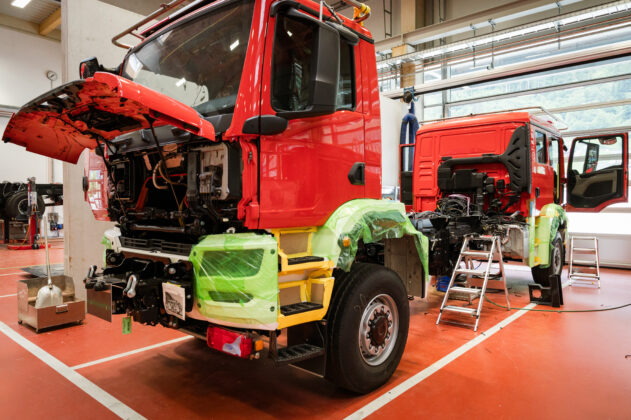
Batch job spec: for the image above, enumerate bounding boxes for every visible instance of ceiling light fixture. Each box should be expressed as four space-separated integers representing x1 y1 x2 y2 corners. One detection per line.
11 0 32 8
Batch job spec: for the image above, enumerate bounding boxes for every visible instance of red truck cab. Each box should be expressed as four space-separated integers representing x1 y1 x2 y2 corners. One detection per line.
403 112 628 217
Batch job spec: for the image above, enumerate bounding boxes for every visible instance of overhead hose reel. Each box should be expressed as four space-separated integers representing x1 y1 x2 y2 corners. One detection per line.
341 0 371 23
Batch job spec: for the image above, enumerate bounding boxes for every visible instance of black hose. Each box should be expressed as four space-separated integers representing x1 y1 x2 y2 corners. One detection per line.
484 295 631 313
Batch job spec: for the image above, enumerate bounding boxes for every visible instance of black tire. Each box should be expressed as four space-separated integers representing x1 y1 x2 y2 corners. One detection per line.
325 263 409 394
531 232 564 287
3 191 45 219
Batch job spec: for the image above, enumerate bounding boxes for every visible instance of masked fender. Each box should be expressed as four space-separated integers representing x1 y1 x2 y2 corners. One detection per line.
531 203 568 268
311 199 429 279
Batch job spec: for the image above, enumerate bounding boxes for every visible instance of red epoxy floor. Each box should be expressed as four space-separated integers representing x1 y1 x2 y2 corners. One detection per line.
0 242 629 419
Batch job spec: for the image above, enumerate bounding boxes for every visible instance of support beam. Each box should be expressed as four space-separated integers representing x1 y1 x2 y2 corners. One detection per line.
39 7 61 36
375 0 587 52
382 39 631 99
0 13 60 40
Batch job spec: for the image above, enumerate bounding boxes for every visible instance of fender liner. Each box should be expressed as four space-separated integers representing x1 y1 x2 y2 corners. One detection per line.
311 199 429 295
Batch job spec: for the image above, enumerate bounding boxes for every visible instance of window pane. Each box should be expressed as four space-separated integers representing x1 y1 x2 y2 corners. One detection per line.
535 131 547 164
337 42 354 110
549 137 559 170
123 0 254 116
272 16 315 112
571 136 623 174
449 56 631 103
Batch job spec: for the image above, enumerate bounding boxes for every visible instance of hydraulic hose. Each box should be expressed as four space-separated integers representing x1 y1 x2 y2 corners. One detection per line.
341 0 371 23
484 295 631 313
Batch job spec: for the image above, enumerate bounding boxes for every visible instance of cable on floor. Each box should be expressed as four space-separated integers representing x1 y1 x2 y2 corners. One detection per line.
484 295 631 313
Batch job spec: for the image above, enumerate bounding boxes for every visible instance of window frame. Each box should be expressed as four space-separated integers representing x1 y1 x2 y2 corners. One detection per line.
336 39 357 112
534 130 548 164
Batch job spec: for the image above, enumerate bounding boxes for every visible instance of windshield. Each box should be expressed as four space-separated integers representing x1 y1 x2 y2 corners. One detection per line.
123 0 254 116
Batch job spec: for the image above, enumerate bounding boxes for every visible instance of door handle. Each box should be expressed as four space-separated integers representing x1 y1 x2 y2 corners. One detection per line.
348 162 365 185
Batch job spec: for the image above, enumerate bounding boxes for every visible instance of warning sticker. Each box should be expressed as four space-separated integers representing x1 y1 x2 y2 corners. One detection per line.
162 283 186 320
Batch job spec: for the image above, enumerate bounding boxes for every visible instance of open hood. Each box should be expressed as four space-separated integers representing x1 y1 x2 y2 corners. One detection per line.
2 72 215 164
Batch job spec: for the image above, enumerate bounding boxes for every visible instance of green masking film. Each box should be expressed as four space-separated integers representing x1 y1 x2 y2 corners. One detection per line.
311 199 428 278
189 233 279 328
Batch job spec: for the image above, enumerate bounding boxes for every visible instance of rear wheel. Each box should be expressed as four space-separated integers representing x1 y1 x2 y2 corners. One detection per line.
531 232 564 287
326 263 409 394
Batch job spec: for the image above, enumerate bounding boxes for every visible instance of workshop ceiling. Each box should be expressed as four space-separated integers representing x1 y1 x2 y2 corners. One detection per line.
97 0 194 16
0 0 59 24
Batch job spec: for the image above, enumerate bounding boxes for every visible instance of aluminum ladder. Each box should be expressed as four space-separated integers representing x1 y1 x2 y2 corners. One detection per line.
436 235 510 332
568 235 600 288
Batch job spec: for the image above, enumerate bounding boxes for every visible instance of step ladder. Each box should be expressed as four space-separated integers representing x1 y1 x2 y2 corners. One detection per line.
436 235 510 332
568 235 600 288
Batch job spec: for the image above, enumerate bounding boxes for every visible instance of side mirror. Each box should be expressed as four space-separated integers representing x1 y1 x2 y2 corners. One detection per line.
79 57 101 79
309 22 340 115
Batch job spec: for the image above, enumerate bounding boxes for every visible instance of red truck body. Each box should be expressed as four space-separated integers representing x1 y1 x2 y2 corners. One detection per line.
412 112 563 217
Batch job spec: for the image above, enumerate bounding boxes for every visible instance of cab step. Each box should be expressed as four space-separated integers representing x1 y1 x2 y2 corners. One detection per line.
275 343 324 364
280 302 323 316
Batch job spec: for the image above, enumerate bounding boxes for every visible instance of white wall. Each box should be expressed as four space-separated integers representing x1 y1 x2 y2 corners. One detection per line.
0 25 63 183
0 26 64 223
0 26 62 107
381 95 409 188
61 0 145 299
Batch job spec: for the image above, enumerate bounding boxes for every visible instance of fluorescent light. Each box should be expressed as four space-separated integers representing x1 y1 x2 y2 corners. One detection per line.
287 30 293 37
229 39 239 51
11 0 31 8
175 78 186 87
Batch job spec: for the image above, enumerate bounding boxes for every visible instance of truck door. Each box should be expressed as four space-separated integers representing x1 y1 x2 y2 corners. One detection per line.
566 133 628 212
257 8 365 228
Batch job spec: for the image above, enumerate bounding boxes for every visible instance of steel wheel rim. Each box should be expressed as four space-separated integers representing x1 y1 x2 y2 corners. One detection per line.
552 242 562 275
17 198 29 215
358 293 398 366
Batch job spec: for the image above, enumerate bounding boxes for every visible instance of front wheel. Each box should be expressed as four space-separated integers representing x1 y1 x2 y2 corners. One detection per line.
531 232 564 287
326 263 409 394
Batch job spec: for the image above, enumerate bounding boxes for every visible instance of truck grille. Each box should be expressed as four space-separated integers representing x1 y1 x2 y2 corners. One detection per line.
120 236 193 256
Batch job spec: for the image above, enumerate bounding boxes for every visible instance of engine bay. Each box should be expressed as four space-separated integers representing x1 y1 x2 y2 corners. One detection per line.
103 136 244 244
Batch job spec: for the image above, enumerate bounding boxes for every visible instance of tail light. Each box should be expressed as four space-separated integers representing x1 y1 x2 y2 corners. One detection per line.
207 325 262 359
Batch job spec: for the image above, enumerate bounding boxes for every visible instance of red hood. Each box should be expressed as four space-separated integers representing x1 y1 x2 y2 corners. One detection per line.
2 72 215 164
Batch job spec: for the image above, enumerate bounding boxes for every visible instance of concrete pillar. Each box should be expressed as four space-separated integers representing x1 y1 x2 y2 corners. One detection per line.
60 0 144 299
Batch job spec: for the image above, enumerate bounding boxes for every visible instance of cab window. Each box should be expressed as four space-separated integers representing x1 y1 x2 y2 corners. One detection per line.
549 137 561 203
336 42 355 110
272 14 355 112
535 131 547 164
549 137 559 170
